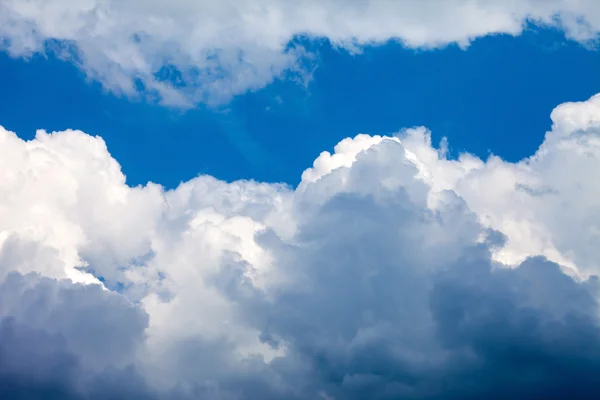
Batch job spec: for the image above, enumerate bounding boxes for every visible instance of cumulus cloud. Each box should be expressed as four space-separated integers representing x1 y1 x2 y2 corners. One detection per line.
1 0 600 105
3 92 600 398
0 271 153 400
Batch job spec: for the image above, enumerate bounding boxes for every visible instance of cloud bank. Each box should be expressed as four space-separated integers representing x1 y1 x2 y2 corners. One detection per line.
1 0 600 105
2 93 600 398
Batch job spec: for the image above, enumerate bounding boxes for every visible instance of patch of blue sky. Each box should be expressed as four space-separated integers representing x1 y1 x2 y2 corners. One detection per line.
1 25 599 189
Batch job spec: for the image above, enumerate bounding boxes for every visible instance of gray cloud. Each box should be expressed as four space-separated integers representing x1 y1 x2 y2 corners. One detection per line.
0 272 156 400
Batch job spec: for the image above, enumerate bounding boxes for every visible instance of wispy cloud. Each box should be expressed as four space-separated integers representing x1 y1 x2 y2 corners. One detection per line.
1 0 600 106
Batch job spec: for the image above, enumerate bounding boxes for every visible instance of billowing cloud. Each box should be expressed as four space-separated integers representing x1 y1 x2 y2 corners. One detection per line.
0 271 154 400
1 0 600 105
2 92 600 398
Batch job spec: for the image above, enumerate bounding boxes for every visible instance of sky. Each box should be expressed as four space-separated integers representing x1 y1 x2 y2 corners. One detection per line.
3 24 600 187
3 1 600 399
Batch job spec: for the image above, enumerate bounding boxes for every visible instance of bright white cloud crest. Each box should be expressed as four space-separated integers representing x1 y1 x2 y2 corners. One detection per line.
2 93 600 398
1 0 600 105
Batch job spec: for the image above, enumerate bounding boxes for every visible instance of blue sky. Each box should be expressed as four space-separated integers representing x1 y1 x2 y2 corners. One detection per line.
3 25 600 189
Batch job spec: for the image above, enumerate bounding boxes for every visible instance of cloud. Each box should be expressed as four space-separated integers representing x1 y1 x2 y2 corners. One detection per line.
3 92 600 398
0 271 154 400
1 0 600 105
399 93 600 276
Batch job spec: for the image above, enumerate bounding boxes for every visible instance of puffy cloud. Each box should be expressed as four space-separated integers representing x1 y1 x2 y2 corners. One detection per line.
1 0 600 105
0 272 154 400
400 93 600 277
3 92 600 398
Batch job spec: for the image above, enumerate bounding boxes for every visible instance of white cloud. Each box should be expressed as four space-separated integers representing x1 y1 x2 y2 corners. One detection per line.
1 0 600 105
0 127 165 285
397 94 600 277
2 92 600 398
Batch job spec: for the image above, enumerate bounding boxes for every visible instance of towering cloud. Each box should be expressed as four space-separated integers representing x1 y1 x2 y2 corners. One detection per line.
1 0 600 105
1 93 600 398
